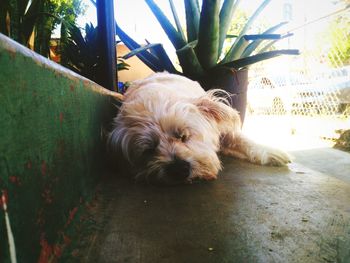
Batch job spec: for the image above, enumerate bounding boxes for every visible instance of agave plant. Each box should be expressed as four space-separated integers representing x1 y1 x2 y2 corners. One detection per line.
62 23 129 82
117 0 299 86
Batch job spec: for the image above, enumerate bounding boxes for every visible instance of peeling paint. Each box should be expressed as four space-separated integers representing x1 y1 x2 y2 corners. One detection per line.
0 33 115 262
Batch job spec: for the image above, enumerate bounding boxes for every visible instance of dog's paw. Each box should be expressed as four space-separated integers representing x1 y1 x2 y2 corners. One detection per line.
190 173 218 182
260 148 292 166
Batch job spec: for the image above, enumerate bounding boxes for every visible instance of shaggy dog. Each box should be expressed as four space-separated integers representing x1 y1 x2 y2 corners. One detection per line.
108 72 290 185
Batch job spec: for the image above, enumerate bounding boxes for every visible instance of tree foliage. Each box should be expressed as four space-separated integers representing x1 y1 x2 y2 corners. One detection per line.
327 13 350 67
0 0 85 57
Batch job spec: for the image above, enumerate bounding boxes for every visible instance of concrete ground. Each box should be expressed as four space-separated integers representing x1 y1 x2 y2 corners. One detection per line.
75 146 350 263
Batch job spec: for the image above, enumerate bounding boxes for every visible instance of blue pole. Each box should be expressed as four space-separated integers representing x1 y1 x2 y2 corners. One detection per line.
96 0 117 91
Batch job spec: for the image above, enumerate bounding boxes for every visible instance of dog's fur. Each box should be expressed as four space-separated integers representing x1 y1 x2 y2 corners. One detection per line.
108 72 290 185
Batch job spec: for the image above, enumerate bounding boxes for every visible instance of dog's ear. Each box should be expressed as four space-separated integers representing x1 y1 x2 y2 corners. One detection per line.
194 94 242 129
195 97 228 122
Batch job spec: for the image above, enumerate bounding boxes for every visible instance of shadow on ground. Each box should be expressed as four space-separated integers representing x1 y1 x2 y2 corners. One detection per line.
73 150 350 263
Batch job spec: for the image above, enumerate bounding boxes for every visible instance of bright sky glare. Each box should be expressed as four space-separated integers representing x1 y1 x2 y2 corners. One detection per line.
76 0 344 60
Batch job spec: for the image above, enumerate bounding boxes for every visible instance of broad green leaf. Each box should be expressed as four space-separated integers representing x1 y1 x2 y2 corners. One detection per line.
176 43 204 79
196 0 220 69
185 0 200 42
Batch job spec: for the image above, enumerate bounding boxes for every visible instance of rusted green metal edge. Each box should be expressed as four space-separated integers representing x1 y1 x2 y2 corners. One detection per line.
0 33 120 263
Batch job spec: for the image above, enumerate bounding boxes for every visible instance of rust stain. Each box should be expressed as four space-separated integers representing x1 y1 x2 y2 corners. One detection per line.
41 161 47 176
65 207 78 227
70 85 75 91
53 244 62 258
26 160 32 169
38 235 55 263
56 140 65 158
82 79 91 87
59 112 64 123
0 190 8 208
8 49 16 59
38 231 72 262
9 175 21 186
42 189 53 204
63 234 71 245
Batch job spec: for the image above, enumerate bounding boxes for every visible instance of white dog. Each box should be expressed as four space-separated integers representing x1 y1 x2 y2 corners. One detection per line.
108 72 290 185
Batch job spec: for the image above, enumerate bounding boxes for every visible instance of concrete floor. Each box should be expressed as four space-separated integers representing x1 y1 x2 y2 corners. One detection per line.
77 148 350 263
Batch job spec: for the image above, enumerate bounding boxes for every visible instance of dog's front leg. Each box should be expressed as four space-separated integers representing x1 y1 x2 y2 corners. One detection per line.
220 132 291 166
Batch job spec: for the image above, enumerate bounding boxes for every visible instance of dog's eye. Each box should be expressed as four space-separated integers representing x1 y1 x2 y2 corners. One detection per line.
174 133 188 142
142 147 156 156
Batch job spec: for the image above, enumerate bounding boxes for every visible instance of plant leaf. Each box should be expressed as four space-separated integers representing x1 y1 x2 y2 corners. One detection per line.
21 0 40 43
185 0 200 42
219 49 299 69
218 0 241 57
116 23 165 72
176 43 204 79
169 0 186 42
122 43 160 59
0 0 9 35
241 21 288 57
145 0 186 49
243 34 284 40
258 33 293 53
152 44 179 73
222 0 271 63
196 0 220 69
122 43 178 74
19 0 30 15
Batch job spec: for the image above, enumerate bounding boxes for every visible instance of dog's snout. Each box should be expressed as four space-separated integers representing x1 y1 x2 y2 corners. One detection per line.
165 158 191 180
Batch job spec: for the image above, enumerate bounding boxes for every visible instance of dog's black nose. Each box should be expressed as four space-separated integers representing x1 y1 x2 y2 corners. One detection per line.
165 158 191 180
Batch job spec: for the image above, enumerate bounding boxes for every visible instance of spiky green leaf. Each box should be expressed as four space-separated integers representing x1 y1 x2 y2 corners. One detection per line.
241 21 288 58
220 49 299 69
169 0 186 42
145 0 186 49
116 24 165 72
185 0 200 42
121 43 178 74
258 33 293 53
222 0 271 63
196 0 220 69
218 0 241 56
176 43 204 79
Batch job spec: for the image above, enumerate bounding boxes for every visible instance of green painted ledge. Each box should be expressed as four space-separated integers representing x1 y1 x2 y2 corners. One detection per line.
0 33 120 262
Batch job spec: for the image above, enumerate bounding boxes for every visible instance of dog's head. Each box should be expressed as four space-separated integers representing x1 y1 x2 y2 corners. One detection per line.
108 85 237 185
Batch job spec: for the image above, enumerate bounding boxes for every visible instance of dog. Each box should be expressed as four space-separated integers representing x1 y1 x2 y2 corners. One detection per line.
108 72 291 185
